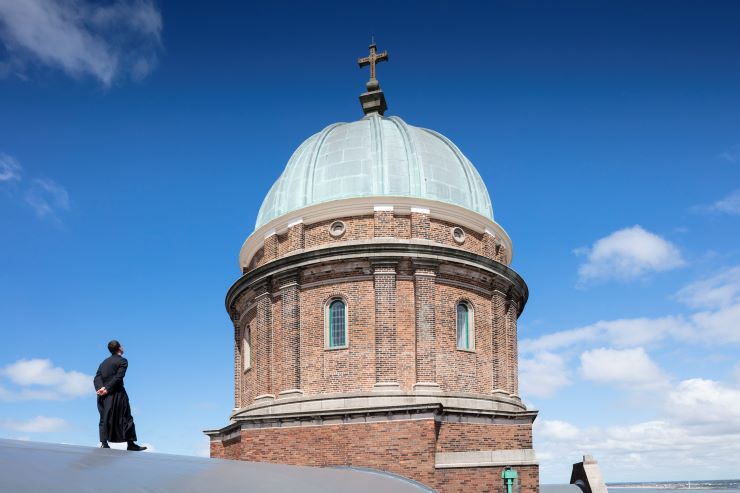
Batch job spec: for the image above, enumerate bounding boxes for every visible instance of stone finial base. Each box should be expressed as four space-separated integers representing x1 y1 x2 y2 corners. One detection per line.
359 89 388 116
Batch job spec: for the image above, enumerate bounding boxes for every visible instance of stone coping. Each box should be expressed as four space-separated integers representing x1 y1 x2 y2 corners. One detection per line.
435 449 538 468
231 390 530 420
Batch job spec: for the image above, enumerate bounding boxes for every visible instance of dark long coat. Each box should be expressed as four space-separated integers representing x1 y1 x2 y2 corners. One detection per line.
93 354 137 443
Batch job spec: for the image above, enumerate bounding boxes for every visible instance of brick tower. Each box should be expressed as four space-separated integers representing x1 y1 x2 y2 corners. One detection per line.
206 43 538 493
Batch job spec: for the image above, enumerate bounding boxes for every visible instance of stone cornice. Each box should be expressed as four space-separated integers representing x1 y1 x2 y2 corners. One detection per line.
231 389 531 420
205 399 538 439
225 240 528 316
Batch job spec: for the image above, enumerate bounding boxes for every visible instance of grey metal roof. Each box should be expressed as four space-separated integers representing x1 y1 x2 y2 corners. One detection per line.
0 438 434 493
541 484 585 493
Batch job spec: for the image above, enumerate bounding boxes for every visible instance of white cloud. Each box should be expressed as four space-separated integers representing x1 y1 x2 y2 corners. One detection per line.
0 0 162 86
0 152 21 182
707 190 740 216
520 326 598 354
676 266 740 309
537 419 581 441
691 303 740 344
0 359 92 400
0 416 69 433
24 178 70 219
519 351 571 398
536 376 740 481
579 347 668 388
667 378 740 432
520 316 693 354
576 225 685 283
719 146 740 163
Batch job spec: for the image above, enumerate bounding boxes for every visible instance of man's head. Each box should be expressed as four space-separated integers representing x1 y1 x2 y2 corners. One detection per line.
107 340 124 355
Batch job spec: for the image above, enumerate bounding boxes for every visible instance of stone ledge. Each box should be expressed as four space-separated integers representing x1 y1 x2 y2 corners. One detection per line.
232 390 528 419
207 399 538 439
435 449 538 469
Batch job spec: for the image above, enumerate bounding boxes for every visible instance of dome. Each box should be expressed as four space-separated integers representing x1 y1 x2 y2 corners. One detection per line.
255 113 494 229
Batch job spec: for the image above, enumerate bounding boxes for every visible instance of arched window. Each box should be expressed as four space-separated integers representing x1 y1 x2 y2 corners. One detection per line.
242 325 251 370
456 302 474 350
326 299 347 349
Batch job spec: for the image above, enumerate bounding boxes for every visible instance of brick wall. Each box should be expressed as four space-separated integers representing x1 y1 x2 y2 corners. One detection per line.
298 280 377 394
233 271 522 405
430 218 486 256
435 284 495 394
211 419 539 493
436 423 533 452
304 215 374 248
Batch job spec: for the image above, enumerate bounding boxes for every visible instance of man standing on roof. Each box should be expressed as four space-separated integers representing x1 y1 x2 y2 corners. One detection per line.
93 340 147 451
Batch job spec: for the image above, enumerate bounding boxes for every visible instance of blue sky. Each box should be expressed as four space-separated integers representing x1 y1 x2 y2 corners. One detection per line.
1 0 739 484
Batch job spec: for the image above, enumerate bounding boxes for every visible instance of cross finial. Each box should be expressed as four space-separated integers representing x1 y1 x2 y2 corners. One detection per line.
357 40 389 116
358 40 389 90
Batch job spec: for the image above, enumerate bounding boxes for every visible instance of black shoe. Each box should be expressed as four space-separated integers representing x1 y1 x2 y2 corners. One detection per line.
100 442 110 448
127 443 147 451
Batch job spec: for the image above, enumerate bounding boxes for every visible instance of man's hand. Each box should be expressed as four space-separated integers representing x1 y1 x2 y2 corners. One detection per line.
96 387 108 396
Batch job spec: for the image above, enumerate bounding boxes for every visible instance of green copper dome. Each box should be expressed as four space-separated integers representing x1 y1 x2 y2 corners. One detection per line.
255 113 494 229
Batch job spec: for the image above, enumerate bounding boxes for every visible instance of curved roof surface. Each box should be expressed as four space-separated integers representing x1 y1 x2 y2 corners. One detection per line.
0 439 433 493
256 113 493 229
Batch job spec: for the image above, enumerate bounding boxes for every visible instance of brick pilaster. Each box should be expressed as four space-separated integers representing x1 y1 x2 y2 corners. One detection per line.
372 259 398 384
264 233 278 262
410 208 431 240
286 221 304 254
491 290 507 393
495 243 507 264
233 318 241 408
483 230 497 260
412 259 438 386
505 298 520 395
277 270 301 392
254 280 273 397
374 207 394 237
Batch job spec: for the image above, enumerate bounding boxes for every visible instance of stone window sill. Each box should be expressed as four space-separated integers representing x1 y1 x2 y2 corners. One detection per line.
324 345 349 351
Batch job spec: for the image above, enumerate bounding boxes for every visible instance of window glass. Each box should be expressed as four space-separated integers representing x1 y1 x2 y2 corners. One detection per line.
456 303 469 349
243 325 251 369
329 300 346 347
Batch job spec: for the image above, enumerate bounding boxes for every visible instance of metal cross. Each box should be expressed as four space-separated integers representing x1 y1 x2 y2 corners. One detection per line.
357 42 388 82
